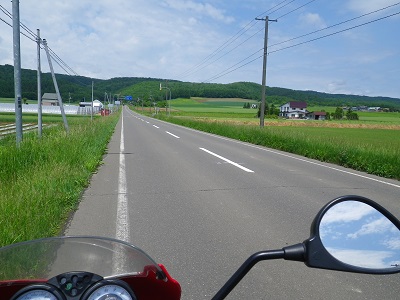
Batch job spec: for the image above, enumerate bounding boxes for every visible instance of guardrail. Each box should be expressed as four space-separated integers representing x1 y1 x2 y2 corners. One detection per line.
0 104 102 115
0 123 46 139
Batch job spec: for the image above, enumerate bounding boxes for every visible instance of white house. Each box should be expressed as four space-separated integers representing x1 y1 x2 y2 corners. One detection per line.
280 101 307 119
92 100 103 109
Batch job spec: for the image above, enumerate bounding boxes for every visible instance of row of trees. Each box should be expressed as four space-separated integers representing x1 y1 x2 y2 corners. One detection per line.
1 64 399 111
332 107 359 120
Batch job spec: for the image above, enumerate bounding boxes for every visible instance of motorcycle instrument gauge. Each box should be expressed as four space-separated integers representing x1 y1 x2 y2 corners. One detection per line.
11 285 65 300
84 282 136 300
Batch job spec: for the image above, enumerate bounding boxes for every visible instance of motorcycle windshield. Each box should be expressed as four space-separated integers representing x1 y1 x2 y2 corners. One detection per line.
0 236 162 281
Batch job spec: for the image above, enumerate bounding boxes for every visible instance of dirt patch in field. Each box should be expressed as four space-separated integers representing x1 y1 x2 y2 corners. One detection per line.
191 97 253 103
193 118 400 130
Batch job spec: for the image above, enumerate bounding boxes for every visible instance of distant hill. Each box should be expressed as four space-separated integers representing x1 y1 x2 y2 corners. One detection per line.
0 64 161 103
1 64 399 110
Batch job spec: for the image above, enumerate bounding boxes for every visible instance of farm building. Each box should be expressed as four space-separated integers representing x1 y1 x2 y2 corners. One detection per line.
307 111 327 120
42 93 58 106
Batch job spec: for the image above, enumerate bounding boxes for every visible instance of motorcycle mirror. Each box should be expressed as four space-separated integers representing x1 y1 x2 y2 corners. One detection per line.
213 195 400 300
304 195 400 274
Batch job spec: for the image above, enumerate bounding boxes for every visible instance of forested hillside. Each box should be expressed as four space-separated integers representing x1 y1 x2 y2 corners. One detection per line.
0 64 160 102
1 64 399 110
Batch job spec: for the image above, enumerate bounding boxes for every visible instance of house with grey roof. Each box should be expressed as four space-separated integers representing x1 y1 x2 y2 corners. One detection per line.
42 93 59 106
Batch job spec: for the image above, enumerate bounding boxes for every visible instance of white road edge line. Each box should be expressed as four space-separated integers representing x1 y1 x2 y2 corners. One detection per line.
158 120 399 189
166 131 180 139
129 109 400 188
116 111 129 242
200 147 254 173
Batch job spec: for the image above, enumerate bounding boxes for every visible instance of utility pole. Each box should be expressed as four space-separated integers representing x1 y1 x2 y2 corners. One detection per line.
256 16 277 127
37 29 42 138
12 0 23 145
43 39 69 133
91 81 94 121
160 83 171 116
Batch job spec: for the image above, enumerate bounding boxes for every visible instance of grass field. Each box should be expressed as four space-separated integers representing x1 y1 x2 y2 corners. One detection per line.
0 112 92 125
171 98 259 114
171 98 400 125
0 98 15 103
0 112 119 246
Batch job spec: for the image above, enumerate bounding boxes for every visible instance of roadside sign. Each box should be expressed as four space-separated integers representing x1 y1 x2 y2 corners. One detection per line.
125 96 133 101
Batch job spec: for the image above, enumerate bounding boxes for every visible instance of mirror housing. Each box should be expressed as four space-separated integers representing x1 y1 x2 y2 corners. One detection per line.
303 195 400 274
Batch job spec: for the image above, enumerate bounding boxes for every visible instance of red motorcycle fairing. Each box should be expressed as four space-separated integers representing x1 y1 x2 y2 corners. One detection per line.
0 264 181 300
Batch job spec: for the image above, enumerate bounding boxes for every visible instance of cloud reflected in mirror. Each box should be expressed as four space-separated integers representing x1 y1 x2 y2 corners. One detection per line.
319 200 400 269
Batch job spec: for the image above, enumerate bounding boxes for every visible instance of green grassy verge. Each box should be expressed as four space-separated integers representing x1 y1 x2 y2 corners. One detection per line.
154 115 400 180
0 113 119 247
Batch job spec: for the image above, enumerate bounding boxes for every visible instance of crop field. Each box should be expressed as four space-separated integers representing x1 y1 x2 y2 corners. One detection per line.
172 98 258 113
271 126 400 151
0 98 14 103
0 112 94 126
170 98 400 126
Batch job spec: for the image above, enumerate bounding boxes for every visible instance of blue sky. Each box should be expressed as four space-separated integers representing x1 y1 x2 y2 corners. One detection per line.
1 0 399 98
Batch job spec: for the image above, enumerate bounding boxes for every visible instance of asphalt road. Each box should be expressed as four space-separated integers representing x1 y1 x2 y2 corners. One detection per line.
66 106 400 299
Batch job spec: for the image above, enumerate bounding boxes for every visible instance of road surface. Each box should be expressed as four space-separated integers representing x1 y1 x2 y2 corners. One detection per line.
66 106 400 299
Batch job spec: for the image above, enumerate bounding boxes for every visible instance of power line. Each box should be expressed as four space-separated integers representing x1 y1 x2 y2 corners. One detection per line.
201 10 400 83
1 5 89 86
176 0 298 80
182 26 265 80
270 1 400 49
176 21 262 79
0 4 36 41
276 0 317 19
255 0 297 19
266 0 298 16
203 53 263 83
177 0 318 81
269 10 400 55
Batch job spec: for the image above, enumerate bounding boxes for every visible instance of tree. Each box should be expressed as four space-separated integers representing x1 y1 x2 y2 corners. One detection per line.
332 107 344 120
346 108 359 120
257 102 268 118
268 104 279 116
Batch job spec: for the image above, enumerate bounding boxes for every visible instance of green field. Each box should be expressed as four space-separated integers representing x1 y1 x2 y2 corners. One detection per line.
171 98 258 113
0 98 15 103
170 98 400 124
271 126 400 151
0 112 120 246
0 112 90 125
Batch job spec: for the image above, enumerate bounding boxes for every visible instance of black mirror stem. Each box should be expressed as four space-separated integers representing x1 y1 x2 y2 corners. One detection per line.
283 243 306 262
212 249 285 300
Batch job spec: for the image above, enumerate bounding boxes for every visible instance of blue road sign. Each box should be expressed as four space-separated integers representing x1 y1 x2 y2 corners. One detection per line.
125 96 133 101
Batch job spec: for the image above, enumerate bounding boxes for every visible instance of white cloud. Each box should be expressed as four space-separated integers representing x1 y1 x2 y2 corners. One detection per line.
347 0 400 15
385 237 400 250
299 13 326 29
347 217 394 239
327 80 349 94
321 201 375 224
326 248 395 269
1 0 399 97
163 0 234 23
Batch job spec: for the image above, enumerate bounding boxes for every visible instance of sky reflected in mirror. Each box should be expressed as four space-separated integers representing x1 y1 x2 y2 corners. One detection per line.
320 201 400 269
